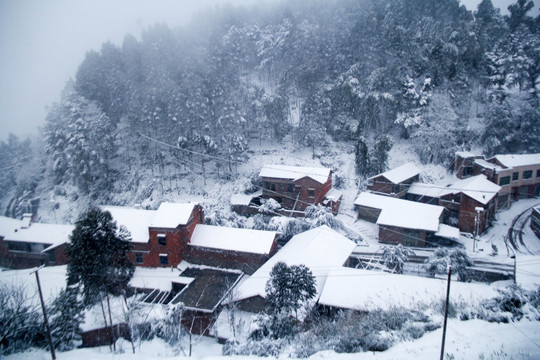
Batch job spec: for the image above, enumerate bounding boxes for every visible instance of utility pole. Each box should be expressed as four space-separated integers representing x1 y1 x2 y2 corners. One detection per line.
31 266 56 360
440 265 452 360
474 207 484 253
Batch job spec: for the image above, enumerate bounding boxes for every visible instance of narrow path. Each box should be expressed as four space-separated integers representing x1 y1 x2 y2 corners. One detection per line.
506 203 540 255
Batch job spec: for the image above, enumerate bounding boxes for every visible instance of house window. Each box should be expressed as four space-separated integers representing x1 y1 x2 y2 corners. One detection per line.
523 170 532 179
280 184 285 191
271 183 276 191
135 253 144 264
499 176 510 186
265 182 270 189
307 188 315 198
157 234 166 246
159 254 168 265
512 172 519 181
288 184 294 192
537 169 540 178
463 167 474 176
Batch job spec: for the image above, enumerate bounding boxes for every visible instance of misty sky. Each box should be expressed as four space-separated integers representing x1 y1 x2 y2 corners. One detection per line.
0 0 527 142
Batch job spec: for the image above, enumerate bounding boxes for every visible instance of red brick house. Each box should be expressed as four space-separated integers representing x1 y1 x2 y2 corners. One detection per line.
354 192 459 247
103 203 204 268
0 214 74 269
455 152 540 209
259 164 341 215
367 162 421 198
407 175 500 235
186 224 278 275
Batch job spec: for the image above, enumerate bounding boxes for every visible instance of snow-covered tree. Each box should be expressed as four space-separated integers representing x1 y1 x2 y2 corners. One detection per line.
423 248 474 282
381 244 415 274
66 207 134 305
265 262 316 322
49 286 85 351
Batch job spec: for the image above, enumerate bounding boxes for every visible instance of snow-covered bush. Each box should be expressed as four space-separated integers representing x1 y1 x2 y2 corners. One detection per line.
305 204 339 228
424 248 474 282
258 198 281 215
0 283 44 355
381 244 415 274
479 285 540 323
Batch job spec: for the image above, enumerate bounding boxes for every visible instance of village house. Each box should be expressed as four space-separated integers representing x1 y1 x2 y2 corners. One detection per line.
258 164 342 215
317 267 497 315
168 265 244 335
455 152 540 209
214 225 356 342
0 214 73 269
407 174 501 235
366 162 421 198
354 192 459 247
103 202 204 268
186 224 278 275
104 203 278 273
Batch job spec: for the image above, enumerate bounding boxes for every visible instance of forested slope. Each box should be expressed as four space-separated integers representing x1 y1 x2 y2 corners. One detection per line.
1 0 539 219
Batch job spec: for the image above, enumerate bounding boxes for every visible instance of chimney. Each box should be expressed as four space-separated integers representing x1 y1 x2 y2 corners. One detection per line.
21 213 33 228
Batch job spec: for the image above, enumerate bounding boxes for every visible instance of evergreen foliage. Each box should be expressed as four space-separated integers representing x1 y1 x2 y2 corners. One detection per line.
49 286 85 351
265 261 316 323
66 207 134 305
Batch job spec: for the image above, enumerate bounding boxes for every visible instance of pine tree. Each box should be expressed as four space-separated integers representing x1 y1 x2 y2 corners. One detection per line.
49 286 85 351
265 262 316 322
66 207 134 305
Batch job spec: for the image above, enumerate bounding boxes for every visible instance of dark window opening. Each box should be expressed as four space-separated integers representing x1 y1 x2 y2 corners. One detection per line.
523 170 532 179
159 255 168 265
135 253 144 264
512 172 519 181
463 167 474 176
499 176 510 186
307 189 315 198
288 184 294 192
158 234 166 246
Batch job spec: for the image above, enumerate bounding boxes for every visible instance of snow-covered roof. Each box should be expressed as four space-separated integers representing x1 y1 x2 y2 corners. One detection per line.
0 216 23 237
493 153 540 168
376 202 443 232
355 192 444 232
407 182 453 198
455 151 476 158
0 217 74 246
213 308 254 341
474 158 503 172
451 175 501 205
368 162 421 184
234 225 356 302
324 188 342 201
150 202 198 228
189 224 276 255
259 164 331 184
408 175 500 206
102 206 156 243
318 267 497 312
435 224 460 240
230 190 262 206
129 267 193 292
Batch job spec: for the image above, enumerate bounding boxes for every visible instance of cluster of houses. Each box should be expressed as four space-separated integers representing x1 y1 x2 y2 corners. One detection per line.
354 152 540 247
0 151 538 345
